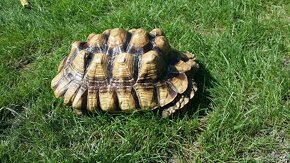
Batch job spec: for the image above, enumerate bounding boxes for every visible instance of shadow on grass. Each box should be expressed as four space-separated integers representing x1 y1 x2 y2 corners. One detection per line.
0 105 24 135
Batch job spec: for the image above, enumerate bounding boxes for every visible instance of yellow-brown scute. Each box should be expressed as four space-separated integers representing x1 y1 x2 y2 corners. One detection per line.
99 86 117 112
128 28 149 48
137 50 166 81
116 87 136 111
51 28 198 116
86 53 108 80
133 83 157 109
107 28 127 48
112 53 134 80
87 33 105 48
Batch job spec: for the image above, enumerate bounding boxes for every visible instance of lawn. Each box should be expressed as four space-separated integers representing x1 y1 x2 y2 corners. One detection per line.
0 0 289 162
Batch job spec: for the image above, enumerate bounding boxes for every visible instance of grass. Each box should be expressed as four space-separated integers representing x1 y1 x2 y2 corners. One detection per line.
0 0 289 162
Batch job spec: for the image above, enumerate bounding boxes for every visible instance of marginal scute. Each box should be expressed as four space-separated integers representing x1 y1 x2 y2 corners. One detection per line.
107 28 127 48
112 53 134 80
179 96 185 108
133 83 158 109
190 81 197 99
64 82 81 104
53 77 72 98
87 84 99 112
99 87 117 111
150 28 163 37
168 73 188 94
137 50 166 81
116 87 136 111
51 69 64 89
161 80 197 118
128 28 149 48
53 60 82 98
177 52 199 69
186 59 199 68
183 51 194 59
174 60 192 72
192 82 198 92
183 96 189 108
72 85 88 110
190 89 195 99
57 57 67 73
175 101 181 109
156 82 177 107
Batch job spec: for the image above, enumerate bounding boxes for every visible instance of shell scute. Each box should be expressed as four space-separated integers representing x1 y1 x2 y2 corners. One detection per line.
128 28 149 48
63 82 81 105
116 87 136 111
112 53 134 81
149 28 163 37
137 50 166 82
87 83 99 112
156 82 177 107
168 73 188 94
72 84 88 111
88 53 108 81
133 83 158 109
99 86 117 112
107 28 127 48
87 33 105 51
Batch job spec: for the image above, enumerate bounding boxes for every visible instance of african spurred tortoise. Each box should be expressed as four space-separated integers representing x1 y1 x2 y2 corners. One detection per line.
51 28 199 117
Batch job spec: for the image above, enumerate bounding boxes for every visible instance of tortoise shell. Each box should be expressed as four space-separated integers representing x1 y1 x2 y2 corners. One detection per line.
51 28 198 117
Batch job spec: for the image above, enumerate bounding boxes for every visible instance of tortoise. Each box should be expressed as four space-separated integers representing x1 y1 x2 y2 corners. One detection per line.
51 28 199 117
